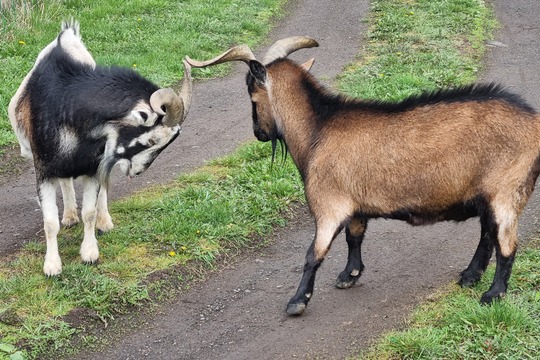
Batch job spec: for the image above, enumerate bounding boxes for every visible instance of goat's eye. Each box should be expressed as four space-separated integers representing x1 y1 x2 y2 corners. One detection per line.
148 138 157 147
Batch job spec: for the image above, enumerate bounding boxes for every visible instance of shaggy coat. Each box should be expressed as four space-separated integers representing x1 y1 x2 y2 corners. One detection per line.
9 21 191 276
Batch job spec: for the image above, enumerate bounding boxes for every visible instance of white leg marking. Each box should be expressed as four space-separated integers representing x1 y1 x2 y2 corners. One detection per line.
351 269 360 277
96 186 114 232
40 181 62 276
314 220 341 260
494 201 518 257
59 178 79 227
80 177 100 263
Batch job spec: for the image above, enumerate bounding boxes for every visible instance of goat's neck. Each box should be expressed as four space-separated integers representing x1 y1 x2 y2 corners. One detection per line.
271 83 317 174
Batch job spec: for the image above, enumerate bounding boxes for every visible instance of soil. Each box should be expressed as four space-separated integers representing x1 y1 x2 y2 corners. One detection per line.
2 0 540 359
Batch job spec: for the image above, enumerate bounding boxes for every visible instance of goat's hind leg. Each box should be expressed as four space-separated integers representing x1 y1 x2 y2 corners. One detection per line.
336 216 367 289
480 202 519 304
459 211 496 287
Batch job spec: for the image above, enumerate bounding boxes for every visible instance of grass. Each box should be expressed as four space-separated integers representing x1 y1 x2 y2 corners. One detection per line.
0 0 287 148
0 141 304 359
359 245 540 359
338 0 496 101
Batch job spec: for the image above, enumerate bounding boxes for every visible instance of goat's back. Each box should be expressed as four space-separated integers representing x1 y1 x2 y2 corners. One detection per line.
306 92 540 219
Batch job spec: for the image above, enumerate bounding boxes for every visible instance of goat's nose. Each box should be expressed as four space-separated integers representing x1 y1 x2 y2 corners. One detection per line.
255 130 271 142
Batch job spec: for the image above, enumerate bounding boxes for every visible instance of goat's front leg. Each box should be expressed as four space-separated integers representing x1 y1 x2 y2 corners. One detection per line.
59 178 79 227
96 186 114 234
336 216 367 289
287 219 343 315
39 180 62 276
79 176 100 264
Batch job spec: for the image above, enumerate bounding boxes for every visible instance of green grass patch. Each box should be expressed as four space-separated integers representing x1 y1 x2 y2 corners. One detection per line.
0 141 304 358
359 245 540 359
338 0 496 101
0 0 287 147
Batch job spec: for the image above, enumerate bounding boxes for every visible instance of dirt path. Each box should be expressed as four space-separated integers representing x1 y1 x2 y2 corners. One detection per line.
3 0 540 359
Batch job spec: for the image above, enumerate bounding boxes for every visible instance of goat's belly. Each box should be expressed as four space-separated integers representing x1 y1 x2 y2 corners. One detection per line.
382 201 479 225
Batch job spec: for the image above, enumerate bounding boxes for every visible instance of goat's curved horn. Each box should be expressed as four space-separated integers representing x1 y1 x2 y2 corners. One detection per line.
178 59 193 121
150 88 184 127
185 44 256 68
149 60 193 127
262 36 319 65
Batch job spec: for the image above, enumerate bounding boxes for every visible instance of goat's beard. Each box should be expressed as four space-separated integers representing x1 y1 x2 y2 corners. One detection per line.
270 137 288 169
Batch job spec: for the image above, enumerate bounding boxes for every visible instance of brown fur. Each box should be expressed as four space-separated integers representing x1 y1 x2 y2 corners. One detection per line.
15 93 34 147
188 41 540 312
259 61 540 261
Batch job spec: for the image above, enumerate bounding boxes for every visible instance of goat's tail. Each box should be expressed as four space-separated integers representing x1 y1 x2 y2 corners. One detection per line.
60 18 81 39
57 19 96 67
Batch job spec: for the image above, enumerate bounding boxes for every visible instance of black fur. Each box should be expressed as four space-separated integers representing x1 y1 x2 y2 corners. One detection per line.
275 56 539 123
25 40 162 180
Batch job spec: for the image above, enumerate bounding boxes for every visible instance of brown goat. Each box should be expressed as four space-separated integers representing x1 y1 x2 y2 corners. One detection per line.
186 37 540 315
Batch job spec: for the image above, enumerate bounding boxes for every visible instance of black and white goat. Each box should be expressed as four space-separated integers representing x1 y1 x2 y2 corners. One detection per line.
186 37 540 315
9 21 192 276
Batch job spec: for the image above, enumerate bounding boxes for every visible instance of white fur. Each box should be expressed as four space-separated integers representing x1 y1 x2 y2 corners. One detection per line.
59 178 79 227
40 181 62 276
127 125 180 177
129 101 159 126
58 127 79 156
494 201 518 257
96 187 114 232
79 176 100 263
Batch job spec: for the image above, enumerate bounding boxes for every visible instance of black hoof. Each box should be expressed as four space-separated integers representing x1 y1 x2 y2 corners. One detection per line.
458 269 482 288
480 291 503 305
83 259 99 266
286 301 306 316
335 275 360 289
335 268 363 289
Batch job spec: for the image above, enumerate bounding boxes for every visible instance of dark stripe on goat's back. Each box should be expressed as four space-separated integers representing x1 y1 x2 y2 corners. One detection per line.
302 77 537 123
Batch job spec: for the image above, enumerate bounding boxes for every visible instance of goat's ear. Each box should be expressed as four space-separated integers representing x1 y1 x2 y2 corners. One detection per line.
300 58 315 71
249 60 267 83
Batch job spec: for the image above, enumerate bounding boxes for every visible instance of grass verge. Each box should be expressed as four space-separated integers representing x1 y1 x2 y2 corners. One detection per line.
338 0 496 100
0 0 286 148
359 244 540 359
0 142 304 359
